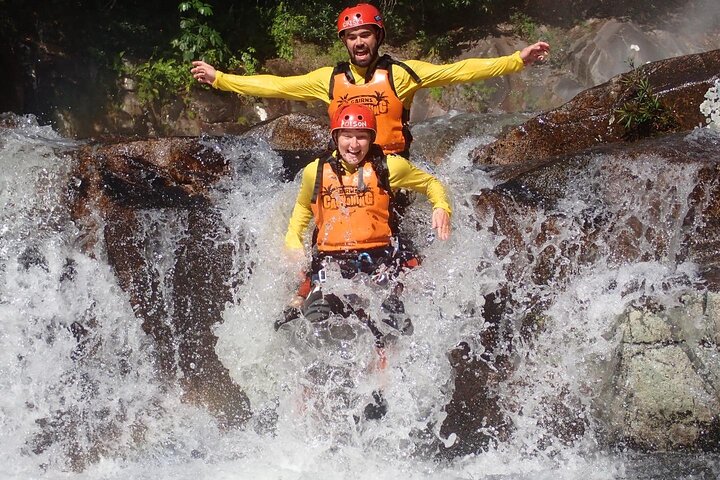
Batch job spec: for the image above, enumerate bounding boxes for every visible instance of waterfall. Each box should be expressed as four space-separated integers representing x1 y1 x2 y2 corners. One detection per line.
700 79 720 131
1 111 719 479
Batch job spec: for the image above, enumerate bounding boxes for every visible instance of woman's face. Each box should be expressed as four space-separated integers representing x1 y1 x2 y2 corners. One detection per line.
336 129 372 166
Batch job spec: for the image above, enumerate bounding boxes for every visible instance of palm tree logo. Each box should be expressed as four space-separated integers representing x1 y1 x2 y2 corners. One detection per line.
321 185 339 209
371 90 389 115
337 94 351 108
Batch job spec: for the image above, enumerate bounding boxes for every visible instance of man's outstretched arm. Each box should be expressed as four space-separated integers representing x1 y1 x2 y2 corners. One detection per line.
191 60 333 102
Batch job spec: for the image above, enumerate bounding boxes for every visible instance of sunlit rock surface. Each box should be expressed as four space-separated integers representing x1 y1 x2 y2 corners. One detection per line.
241 112 329 177
599 292 720 450
472 49 720 166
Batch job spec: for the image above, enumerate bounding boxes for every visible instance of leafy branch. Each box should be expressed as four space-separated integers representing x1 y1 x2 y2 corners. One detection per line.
129 1 257 106
613 66 677 139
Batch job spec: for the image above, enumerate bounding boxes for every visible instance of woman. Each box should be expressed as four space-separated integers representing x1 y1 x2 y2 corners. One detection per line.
279 103 451 332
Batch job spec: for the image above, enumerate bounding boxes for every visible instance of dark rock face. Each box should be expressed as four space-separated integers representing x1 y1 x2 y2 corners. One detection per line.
472 49 720 166
67 115 329 429
71 137 251 427
92 138 229 207
241 112 329 178
437 129 720 457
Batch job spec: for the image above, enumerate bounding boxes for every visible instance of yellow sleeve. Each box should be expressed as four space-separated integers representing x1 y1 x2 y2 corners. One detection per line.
392 52 525 104
386 154 452 215
284 160 318 249
213 67 334 103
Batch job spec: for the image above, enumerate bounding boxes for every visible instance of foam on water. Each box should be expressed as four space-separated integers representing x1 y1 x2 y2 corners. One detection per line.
2 106 720 479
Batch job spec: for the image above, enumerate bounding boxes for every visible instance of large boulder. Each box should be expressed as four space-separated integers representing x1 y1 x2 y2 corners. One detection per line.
471 49 720 166
67 113 328 428
72 137 251 428
240 112 328 177
439 127 720 455
598 292 720 450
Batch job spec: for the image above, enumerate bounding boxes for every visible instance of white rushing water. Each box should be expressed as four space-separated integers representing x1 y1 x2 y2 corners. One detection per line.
1 109 719 479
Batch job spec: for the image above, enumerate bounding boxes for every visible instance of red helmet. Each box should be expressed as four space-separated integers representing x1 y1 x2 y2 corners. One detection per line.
330 104 377 139
337 3 385 38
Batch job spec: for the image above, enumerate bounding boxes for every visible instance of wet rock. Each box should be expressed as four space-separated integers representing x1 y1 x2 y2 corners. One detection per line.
598 293 720 450
409 111 531 165
18 245 48 272
65 114 331 428
473 130 720 289
472 49 720 166
443 128 720 454
241 112 328 178
439 342 511 458
81 137 229 207
70 136 251 427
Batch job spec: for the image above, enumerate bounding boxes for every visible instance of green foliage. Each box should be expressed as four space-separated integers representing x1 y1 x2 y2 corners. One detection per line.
269 2 308 60
178 0 213 16
510 12 538 41
276 1 342 47
613 68 677 138
460 81 497 111
269 0 344 60
415 30 454 60
237 48 259 76
171 0 232 65
128 0 259 106
380 0 507 40
429 87 443 102
132 58 194 105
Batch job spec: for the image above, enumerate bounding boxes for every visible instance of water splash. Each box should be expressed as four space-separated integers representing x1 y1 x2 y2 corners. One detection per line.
1 113 719 479
700 79 720 131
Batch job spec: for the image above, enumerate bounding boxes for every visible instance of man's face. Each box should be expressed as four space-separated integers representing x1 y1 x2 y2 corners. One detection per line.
341 26 380 67
336 129 372 166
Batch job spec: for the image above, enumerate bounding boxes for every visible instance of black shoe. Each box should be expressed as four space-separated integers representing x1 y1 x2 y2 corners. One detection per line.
363 391 388 420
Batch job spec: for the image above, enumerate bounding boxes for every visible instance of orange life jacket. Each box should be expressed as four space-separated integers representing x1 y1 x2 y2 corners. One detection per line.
310 152 393 252
328 55 421 155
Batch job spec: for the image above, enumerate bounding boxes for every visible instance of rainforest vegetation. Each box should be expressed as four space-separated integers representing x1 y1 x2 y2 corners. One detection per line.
0 0 688 130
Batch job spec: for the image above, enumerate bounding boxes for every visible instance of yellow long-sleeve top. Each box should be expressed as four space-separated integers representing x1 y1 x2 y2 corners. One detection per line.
213 52 524 108
285 153 452 250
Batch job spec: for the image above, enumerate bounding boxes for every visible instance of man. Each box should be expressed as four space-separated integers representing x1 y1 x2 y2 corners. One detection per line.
278 103 451 419
191 3 550 155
